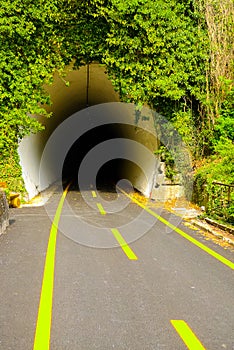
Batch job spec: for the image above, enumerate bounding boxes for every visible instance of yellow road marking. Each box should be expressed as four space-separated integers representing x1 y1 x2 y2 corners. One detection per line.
171 320 206 350
33 184 70 350
111 228 138 260
97 202 106 215
118 187 234 270
92 190 97 198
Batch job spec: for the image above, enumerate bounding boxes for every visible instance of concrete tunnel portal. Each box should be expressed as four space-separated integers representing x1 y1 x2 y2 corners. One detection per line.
18 63 162 200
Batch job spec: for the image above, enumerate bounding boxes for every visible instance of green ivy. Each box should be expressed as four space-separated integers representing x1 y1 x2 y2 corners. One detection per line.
154 146 178 182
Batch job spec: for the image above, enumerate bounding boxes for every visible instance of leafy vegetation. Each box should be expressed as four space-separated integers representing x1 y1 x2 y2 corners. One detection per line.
0 0 233 221
0 0 68 193
194 86 234 223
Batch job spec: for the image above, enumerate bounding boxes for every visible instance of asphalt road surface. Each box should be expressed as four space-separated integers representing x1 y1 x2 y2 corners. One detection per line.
0 186 234 350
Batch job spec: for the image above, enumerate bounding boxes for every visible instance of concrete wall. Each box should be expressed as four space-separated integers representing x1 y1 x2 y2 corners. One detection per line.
151 162 185 201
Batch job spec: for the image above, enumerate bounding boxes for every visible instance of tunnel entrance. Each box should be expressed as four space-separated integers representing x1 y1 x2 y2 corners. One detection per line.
62 123 150 192
96 159 145 193
18 64 162 200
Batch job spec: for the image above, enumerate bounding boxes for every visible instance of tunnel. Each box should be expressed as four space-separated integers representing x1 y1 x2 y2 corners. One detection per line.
62 123 151 192
18 63 167 200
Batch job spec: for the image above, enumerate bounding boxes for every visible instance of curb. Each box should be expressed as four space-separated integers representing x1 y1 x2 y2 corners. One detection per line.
205 217 234 235
22 182 61 207
191 218 234 246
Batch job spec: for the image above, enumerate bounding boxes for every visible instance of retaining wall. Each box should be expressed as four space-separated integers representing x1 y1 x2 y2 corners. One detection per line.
0 191 9 235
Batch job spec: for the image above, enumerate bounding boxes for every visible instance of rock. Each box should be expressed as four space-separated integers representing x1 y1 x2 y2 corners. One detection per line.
0 190 9 235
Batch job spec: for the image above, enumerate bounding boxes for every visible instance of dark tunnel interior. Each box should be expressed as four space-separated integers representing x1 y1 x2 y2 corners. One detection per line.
62 123 147 191
96 159 145 192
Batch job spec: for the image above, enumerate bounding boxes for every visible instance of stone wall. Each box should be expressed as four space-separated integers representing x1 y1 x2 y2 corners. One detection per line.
0 191 9 235
151 162 185 201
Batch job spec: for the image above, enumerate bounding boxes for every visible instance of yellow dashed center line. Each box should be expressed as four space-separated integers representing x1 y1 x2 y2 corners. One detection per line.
111 228 138 260
96 202 106 215
33 184 70 350
118 186 234 271
92 190 97 198
171 320 206 350
93 192 137 259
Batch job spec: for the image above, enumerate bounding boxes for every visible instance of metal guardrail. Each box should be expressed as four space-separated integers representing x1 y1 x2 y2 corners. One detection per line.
207 181 234 222
212 181 234 205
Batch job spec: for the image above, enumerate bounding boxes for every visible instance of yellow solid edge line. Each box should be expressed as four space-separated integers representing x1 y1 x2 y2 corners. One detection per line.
92 190 97 198
171 320 206 350
97 202 106 215
118 186 234 270
33 184 70 350
111 228 138 260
